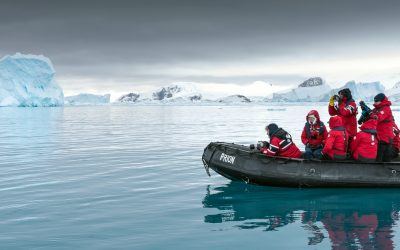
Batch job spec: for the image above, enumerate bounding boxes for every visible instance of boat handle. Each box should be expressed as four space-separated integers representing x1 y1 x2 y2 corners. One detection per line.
309 168 316 174
392 169 397 175
202 159 211 177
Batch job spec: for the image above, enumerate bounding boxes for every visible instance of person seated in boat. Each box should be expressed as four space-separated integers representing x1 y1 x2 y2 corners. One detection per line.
301 110 327 159
321 116 348 160
328 88 357 142
392 123 400 160
370 93 395 162
259 123 302 158
349 119 378 162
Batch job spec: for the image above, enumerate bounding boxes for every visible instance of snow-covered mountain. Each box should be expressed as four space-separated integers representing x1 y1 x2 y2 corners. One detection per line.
0 53 64 107
113 79 395 105
116 84 202 103
217 95 251 103
151 84 202 102
65 93 110 105
270 77 331 102
320 81 385 102
118 93 141 103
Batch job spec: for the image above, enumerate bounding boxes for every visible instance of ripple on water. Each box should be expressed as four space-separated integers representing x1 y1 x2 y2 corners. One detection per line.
0 105 399 249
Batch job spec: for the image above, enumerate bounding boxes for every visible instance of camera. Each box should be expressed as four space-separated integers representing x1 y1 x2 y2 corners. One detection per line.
358 101 372 125
333 95 341 103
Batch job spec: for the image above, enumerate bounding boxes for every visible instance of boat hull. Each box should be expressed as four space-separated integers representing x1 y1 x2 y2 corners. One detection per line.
202 142 400 188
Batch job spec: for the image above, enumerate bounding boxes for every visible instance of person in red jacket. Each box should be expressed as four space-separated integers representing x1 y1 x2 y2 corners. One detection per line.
328 88 358 139
260 123 302 159
301 110 328 159
392 123 400 159
370 93 394 162
350 119 378 162
322 116 348 160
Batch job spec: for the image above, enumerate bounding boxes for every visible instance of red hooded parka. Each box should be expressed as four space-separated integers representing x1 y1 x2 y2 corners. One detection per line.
301 110 328 148
371 97 395 143
328 97 358 137
322 116 348 160
393 123 400 151
261 128 302 159
350 119 378 161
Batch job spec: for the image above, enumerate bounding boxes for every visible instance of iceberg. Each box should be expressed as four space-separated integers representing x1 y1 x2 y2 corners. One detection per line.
65 93 110 105
270 77 331 102
0 53 64 107
386 82 400 102
320 81 385 102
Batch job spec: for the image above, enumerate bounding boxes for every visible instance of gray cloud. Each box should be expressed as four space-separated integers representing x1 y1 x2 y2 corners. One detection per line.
1 0 400 94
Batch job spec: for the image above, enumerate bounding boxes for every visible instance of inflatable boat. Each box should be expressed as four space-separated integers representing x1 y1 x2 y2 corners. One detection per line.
202 142 400 188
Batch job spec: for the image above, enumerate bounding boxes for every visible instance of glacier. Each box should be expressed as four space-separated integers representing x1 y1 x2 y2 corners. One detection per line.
0 53 64 107
65 93 110 105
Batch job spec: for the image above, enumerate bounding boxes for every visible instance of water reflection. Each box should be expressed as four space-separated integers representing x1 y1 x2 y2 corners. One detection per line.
203 182 400 249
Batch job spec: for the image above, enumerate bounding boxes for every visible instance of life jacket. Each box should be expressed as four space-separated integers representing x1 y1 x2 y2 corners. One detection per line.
305 123 325 137
274 128 294 148
262 128 302 158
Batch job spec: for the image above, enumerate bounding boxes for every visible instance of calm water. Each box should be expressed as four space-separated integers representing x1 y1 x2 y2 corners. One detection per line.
0 105 400 249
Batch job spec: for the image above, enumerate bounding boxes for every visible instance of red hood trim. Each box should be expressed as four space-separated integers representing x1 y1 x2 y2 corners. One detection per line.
306 110 321 122
360 119 377 131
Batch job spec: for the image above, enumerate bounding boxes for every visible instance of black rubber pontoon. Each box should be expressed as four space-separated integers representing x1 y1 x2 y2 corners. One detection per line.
202 142 400 188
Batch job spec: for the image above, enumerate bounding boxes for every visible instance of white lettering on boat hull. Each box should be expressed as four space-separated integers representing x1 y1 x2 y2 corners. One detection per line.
219 153 236 165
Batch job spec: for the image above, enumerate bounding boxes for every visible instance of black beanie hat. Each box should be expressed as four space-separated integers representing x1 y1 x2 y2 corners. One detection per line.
338 88 352 99
374 93 386 102
266 123 279 136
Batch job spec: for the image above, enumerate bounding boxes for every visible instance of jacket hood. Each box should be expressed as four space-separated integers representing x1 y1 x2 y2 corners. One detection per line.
328 116 343 129
360 119 377 131
373 96 392 109
306 110 321 123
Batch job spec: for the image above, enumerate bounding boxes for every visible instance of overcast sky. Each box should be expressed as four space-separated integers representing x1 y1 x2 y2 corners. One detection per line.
1 0 400 97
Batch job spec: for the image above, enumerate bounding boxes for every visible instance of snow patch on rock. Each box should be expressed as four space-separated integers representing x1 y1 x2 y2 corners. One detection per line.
218 95 251 103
